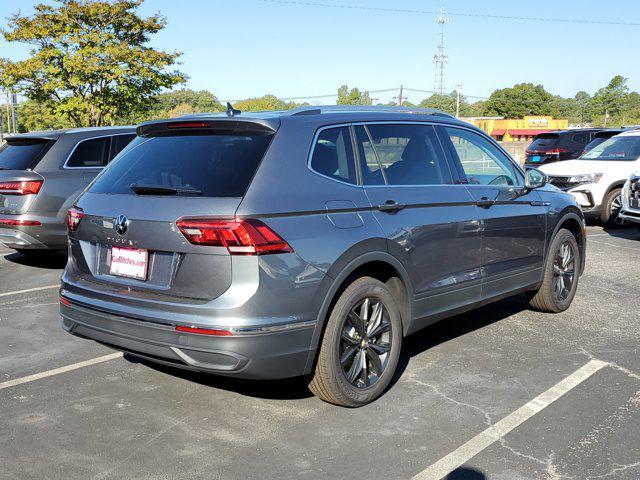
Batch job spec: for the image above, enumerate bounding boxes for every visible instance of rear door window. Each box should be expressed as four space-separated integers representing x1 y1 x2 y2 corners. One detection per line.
355 123 453 186
89 132 274 197
444 127 523 186
310 127 357 184
66 137 111 168
109 134 136 161
0 139 54 170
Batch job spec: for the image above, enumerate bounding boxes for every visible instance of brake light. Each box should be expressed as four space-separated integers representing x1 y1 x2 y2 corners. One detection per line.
67 206 85 231
0 219 41 226
176 218 293 255
175 325 233 336
545 148 568 155
0 180 43 195
167 121 210 129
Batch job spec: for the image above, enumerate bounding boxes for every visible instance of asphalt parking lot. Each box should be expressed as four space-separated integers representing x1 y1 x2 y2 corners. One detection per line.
1 225 639 480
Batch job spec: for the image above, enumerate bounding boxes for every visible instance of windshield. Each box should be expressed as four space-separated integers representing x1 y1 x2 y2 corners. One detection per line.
0 139 55 170
89 132 274 197
580 135 640 161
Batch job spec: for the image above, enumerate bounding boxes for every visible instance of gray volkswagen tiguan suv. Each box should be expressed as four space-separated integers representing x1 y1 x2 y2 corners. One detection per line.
60 106 586 407
0 127 135 254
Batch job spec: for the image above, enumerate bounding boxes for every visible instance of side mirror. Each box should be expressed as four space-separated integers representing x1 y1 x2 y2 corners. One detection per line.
525 168 547 189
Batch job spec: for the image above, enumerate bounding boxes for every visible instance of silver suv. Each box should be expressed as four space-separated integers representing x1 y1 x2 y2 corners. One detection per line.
0 127 135 254
60 106 586 407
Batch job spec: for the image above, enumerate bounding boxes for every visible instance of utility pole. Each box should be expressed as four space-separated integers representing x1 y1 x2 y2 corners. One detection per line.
5 90 13 135
397 85 404 106
433 7 448 95
11 91 18 133
455 84 462 117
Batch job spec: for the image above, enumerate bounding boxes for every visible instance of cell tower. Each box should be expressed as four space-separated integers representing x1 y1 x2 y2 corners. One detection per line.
433 7 448 95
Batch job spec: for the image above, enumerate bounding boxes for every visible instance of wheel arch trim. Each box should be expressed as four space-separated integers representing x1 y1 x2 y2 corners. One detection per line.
303 250 413 375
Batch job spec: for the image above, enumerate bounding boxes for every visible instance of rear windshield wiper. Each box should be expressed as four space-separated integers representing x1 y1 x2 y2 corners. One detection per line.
130 184 203 196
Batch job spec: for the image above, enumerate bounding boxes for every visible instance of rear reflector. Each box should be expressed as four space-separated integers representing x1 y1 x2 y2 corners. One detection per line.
0 180 43 195
176 218 293 255
175 325 233 336
67 206 85 231
0 219 41 226
60 296 72 307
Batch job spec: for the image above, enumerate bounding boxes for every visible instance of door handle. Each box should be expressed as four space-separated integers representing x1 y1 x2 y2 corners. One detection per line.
475 196 496 208
377 200 406 213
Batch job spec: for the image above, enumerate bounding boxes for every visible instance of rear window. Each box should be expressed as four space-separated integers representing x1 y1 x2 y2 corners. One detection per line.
89 133 273 197
0 139 54 170
528 135 559 151
581 135 640 161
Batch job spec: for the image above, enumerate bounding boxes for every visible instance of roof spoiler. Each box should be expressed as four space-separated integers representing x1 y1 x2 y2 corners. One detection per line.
136 118 277 137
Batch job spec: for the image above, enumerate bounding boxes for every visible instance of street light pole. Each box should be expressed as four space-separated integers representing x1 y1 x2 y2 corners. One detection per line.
455 84 462 117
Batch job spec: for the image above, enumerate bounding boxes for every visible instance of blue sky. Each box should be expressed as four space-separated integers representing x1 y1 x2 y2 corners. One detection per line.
1 0 640 104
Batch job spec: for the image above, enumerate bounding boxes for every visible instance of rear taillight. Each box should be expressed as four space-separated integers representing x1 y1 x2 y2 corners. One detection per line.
546 148 568 155
0 180 43 195
67 206 85 232
0 219 41 226
176 218 293 255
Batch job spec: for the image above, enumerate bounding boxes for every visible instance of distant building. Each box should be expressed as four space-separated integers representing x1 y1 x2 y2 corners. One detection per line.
462 115 569 142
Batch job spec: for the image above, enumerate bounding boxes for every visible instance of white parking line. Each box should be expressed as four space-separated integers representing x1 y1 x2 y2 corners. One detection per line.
0 285 59 298
0 352 124 391
412 359 607 480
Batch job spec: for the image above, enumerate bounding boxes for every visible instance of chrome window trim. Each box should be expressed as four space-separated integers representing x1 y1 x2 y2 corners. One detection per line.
62 132 135 170
306 120 525 189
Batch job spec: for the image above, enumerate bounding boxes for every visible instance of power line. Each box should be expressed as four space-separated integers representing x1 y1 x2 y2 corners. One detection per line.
253 0 640 26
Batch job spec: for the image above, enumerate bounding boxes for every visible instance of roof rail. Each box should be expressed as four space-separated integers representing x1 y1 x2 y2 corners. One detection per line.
286 105 453 117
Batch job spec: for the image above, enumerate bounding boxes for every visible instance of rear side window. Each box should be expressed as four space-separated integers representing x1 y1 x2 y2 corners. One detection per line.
356 123 452 186
67 137 111 168
89 133 274 197
310 127 357 184
0 139 54 170
109 134 136 161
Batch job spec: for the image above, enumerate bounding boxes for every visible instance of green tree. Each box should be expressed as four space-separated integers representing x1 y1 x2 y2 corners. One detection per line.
232 94 301 111
574 91 591 124
17 99 74 132
484 83 554 118
0 0 186 127
151 88 223 118
337 85 372 105
590 75 629 126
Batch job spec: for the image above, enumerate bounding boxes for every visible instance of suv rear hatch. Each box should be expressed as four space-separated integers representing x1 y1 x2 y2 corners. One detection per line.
66 119 280 306
525 133 561 165
0 137 54 214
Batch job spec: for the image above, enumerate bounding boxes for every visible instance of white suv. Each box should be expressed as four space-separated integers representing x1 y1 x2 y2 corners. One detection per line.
539 130 640 226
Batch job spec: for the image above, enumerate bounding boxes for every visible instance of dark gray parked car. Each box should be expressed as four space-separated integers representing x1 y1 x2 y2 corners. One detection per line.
0 127 135 254
60 106 586 407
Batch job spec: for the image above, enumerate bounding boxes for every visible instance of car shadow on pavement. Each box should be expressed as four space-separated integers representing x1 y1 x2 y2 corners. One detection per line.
125 354 315 401
602 226 640 240
445 467 487 479
389 294 530 391
3 251 67 269
126 294 529 403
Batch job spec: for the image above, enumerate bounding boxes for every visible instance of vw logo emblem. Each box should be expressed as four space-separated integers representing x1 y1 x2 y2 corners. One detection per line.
115 214 129 235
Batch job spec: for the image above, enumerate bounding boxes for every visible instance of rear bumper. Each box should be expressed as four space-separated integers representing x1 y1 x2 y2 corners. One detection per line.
0 226 49 249
0 214 67 250
60 299 317 379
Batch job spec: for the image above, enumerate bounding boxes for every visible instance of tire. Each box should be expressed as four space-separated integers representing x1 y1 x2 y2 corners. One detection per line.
529 228 581 313
308 277 403 407
601 188 626 228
